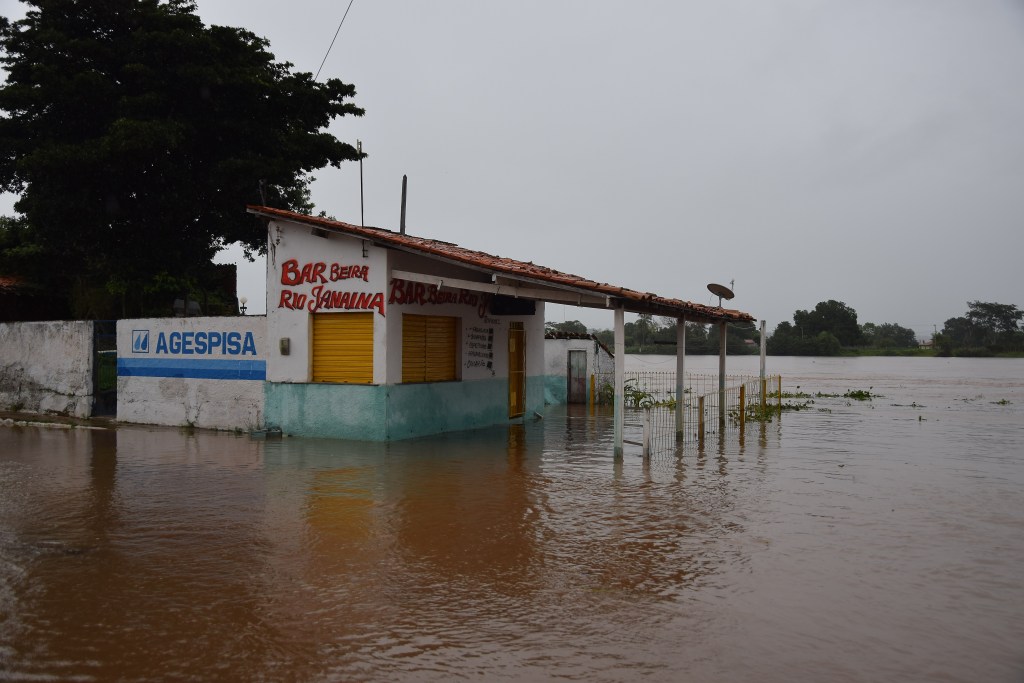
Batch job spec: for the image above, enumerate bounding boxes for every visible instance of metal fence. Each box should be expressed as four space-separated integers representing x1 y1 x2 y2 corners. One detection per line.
619 371 782 456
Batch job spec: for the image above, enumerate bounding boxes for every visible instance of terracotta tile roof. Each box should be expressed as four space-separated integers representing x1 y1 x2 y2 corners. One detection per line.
248 206 754 324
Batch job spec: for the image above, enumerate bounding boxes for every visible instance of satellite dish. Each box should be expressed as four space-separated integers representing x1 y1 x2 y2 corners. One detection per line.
707 282 735 307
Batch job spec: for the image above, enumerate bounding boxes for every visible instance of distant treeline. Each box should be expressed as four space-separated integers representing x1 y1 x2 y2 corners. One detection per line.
547 316 760 355
553 300 1024 357
768 300 1023 356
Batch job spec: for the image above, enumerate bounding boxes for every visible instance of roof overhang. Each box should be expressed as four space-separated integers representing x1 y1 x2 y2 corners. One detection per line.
248 206 755 325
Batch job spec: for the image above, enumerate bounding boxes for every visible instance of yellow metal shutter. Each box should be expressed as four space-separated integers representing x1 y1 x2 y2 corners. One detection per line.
312 313 373 384
402 314 427 383
402 314 457 383
425 316 457 382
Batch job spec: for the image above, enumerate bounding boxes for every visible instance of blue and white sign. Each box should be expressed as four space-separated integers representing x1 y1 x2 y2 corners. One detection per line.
119 323 266 381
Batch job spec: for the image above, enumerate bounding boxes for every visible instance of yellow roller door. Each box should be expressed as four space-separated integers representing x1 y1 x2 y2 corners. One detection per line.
508 322 525 417
425 316 457 382
402 315 426 382
312 313 373 384
403 314 457 383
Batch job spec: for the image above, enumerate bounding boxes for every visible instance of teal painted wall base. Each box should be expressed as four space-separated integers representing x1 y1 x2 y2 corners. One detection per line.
265 382 388 441
544 375 567 405
265 376 547 441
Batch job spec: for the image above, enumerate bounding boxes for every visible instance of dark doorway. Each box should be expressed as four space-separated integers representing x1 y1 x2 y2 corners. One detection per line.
567 350 587 404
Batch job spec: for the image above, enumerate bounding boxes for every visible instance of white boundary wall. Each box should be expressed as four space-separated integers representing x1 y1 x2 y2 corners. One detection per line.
117 316 267 430
0 321 95 417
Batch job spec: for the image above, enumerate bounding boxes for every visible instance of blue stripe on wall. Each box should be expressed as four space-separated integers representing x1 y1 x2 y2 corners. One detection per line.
117 358 266 380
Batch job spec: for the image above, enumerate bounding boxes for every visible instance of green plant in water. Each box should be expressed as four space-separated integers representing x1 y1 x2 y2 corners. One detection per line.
741 402 780 423
844 387 878 401
623 379 655 408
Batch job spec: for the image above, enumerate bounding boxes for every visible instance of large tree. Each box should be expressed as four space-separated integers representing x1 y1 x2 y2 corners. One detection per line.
792 300 862 346
0 0 363 315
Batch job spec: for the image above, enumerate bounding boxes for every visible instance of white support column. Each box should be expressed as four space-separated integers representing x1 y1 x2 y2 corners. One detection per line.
675 315 686 436
614 306 625 457
718 321 727 426
759 320 767 380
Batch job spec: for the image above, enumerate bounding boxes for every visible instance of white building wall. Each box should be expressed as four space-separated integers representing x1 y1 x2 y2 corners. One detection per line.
265 219 388 383
544 337 614 377
116 316 266 430
385 250 544 384
542 336 615 404
265 220 547 389
0 321 94 417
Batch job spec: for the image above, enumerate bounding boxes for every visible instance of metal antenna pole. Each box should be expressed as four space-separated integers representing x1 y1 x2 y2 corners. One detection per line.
400 174 407 235
358 140 364 226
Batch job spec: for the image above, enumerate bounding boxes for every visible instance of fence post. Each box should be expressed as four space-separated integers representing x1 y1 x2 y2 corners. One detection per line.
698 396 705 439
589 373 595 411
642 406 651 459
761 378 767 413
777 375 782 412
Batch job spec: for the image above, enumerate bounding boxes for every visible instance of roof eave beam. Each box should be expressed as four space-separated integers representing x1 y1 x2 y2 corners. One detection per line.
391 269 608 307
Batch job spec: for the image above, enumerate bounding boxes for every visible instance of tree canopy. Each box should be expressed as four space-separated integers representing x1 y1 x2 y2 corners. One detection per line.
767 300 860 355
545 320 589 335
792 300 862 347
0 0 363 316
860 322 917 349
592 318 759 355
935 301 1023 355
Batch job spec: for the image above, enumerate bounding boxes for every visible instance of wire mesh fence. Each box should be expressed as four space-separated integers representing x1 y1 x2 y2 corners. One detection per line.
612 371 782 456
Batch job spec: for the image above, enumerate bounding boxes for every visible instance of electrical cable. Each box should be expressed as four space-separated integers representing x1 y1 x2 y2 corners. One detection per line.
315 0 356 81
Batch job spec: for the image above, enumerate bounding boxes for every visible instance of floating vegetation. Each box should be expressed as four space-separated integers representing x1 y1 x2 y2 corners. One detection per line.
844 388 879 401
778 391 813 399
992 399 1011 405
779 385 814 399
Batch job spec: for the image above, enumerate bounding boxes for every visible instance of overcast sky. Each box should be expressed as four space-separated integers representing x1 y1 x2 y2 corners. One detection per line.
4 0 1023 337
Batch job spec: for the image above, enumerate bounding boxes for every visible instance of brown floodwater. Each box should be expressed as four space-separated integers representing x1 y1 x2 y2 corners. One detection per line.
1 357 1023 682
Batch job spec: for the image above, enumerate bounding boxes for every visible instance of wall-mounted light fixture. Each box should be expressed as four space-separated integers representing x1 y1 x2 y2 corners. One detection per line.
362 240 369 258
239 296 248 315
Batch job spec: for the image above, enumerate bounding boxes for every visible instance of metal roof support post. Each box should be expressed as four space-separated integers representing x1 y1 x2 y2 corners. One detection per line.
675 315 686 437
718 321 727 431
614 306 625 458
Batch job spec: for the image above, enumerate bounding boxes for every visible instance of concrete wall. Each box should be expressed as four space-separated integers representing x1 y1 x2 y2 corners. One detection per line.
543 337 615 404
117 316 266 430
0 321 95 417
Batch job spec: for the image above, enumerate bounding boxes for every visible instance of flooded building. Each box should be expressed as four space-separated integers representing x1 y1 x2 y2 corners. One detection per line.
248 207 754 445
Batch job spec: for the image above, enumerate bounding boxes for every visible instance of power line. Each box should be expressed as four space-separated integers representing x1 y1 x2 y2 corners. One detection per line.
315 0 356 81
